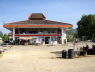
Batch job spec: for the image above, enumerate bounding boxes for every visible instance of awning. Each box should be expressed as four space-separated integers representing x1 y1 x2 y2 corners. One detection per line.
19 37 32 40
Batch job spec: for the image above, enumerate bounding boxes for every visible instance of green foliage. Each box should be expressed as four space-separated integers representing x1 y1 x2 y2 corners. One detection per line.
77 14 95 40
2 34 9 41
0 31 9 41
0 31 3 38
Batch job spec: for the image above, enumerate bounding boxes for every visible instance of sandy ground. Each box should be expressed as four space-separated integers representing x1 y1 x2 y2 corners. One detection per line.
0 42 95 72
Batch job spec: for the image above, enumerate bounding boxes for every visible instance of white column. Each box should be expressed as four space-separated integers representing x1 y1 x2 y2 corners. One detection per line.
61 28 64 44
61 28 66 44
13 28 15 41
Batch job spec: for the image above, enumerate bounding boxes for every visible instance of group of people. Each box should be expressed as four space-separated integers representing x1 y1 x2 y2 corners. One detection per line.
81 45 95 54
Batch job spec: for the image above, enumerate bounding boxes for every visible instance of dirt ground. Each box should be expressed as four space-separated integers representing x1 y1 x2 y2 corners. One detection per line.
0 42 95 72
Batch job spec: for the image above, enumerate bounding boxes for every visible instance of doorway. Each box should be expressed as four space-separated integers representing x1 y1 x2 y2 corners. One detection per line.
45 37 49 44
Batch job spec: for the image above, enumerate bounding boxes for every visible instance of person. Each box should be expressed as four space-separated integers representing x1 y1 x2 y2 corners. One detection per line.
85 45 89 51
92 45 95 51
64 39 66 44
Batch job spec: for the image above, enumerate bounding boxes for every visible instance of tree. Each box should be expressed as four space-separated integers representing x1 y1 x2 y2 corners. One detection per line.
2 34 9 41
0 31 9 42
0 31 3 38
77 14 95 40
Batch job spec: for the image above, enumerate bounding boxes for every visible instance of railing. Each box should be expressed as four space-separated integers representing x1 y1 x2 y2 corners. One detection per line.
15 33 59 34
15 33 61 36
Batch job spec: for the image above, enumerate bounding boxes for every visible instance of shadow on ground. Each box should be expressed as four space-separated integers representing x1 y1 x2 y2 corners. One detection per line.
50 51 62 58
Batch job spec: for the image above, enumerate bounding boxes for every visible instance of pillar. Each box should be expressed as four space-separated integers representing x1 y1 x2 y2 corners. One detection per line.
61 28 66 44
49 36 53 44
13 28 15 41
61 28 64 44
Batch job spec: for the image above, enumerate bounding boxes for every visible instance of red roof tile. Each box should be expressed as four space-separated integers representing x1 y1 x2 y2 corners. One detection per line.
3 13 73 29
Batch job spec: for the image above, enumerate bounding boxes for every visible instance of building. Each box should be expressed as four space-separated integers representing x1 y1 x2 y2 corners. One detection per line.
3 13 73 45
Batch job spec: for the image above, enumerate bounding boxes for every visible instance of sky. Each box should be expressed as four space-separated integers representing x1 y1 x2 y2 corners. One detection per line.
0 0 95 34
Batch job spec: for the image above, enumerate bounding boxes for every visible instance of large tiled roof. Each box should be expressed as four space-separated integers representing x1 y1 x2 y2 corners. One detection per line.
6 20 72 25
3 13 73 28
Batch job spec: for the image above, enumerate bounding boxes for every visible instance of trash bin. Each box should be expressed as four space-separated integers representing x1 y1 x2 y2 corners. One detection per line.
68 49 74 59
62 50 68 59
